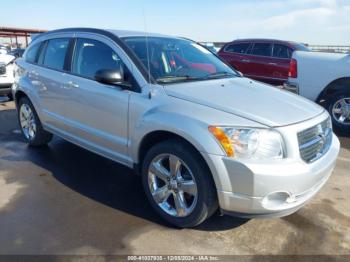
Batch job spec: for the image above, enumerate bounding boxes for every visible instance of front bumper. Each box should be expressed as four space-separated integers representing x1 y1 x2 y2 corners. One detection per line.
0 74 13 96
0 84 12 96
204 132 339 218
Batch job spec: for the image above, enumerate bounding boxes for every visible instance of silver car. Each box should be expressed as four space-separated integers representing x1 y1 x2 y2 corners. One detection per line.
12 28 340 228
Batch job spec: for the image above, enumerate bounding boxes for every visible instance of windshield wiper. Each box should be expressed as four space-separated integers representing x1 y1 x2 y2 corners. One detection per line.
203 71 237 79
156 75 201 83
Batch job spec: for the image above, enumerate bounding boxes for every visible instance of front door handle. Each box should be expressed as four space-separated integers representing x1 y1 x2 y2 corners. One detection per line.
242 59 250 63
64 81 79 89
29 70 39 76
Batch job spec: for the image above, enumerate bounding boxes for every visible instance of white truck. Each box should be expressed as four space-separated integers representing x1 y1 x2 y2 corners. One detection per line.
284 51 350 132
0 54 16 99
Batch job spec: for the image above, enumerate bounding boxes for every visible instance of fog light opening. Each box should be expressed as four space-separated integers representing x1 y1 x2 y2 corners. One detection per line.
262 191 295 210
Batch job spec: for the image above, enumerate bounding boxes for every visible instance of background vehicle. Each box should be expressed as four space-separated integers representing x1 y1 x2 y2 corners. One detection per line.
8 48 25 58
285 51 350 132
0 53 15 99
12 28 339 228
0 45 10 55
202 43 219 53
218 39 309 85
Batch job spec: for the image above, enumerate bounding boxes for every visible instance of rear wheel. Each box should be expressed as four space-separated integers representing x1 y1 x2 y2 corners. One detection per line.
18 97 53 146
326 91 350 133
141 139 218 228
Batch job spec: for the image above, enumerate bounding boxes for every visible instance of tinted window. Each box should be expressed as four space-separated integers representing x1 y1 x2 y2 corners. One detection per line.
273 44 292 59
43 38 69 70
25 43 41 63
72 38 122 79
250 43 272 57
225 43 250 54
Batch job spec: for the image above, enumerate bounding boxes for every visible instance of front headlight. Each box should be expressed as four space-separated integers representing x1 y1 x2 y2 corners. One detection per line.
209 126 284 159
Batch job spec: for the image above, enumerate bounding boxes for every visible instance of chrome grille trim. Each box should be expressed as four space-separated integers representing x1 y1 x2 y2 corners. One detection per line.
298 118 332 163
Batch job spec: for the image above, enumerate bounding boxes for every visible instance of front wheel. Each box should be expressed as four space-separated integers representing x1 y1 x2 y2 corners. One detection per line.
7 93 13 101
326 91 350 133
141 139 218 228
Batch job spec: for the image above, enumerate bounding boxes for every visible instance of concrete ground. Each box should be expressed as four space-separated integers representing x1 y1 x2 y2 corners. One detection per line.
0 98 349 256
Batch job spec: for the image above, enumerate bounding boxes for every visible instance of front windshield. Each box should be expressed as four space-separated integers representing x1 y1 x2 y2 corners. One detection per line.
123 37 238 84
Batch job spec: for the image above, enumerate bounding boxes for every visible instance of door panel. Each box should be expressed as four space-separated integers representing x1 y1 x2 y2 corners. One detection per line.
270 44 293 84
63 75 130 160
219 43 251 74
35 37 71 129
62 36 131 163
244 43 273 81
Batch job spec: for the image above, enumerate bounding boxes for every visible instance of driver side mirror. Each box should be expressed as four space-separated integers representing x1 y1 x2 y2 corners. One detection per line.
95 68 131 88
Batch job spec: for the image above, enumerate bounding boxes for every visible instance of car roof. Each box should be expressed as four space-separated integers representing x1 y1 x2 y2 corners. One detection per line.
228 38 298 46
37 27 178 40
106 29 173 38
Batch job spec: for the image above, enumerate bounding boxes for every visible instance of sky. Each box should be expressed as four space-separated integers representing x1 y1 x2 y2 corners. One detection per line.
1 0 349 45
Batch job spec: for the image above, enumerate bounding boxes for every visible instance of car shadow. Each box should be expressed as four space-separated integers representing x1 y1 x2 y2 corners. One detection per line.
23 140 248 231
335 130 350 139
0 106 248 231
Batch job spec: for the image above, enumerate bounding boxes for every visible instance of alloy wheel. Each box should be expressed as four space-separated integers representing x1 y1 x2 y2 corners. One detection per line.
19 103 37 140
332 97 350 125
147 154 198 217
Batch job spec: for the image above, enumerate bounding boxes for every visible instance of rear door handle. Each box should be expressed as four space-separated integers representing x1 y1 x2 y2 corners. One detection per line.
242 59 250 63
268 62 277 65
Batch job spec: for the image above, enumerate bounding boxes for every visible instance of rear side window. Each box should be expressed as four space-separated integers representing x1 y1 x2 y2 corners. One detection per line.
25 43 41 63
72 38 123 79
224 43 250 54
43 38 70 70
250 43 272 57
273 44 292 59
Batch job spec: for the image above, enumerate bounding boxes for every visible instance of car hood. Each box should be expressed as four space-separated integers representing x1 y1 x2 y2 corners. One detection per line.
0 54 15 65
164 77 324 127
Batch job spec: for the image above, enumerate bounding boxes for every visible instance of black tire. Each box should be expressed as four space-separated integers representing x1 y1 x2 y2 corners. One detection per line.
18 96 53 146
325 90 350 133
7 93 13 101
141 139 218 228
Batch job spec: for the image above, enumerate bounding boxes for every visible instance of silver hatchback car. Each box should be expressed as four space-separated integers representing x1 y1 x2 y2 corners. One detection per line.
12 28 340 227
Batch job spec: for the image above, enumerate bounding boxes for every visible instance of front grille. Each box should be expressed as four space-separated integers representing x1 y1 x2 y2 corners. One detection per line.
0 64 6 75
298 118 332 163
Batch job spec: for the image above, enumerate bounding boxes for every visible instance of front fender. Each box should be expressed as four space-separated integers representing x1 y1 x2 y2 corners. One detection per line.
130 110 224 162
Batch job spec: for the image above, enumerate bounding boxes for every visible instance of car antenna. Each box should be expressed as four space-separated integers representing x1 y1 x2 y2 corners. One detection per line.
142 7 154 99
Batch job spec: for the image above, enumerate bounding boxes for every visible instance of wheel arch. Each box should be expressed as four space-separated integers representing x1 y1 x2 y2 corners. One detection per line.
317 77 350 103
135 129 222 196
14 90 28 105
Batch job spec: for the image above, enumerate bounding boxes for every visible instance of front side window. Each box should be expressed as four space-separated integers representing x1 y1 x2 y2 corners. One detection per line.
250 43 272 57
225 43 250 54
25 42 41 63
123 37 238 84
72 38 123 79
43 38 69 70
273 44 292 59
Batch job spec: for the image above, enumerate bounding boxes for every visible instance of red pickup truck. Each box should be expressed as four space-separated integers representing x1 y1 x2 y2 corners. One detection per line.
218 39 309 86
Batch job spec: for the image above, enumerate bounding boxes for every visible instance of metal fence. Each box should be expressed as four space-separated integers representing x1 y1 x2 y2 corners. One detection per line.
308 45 350 53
